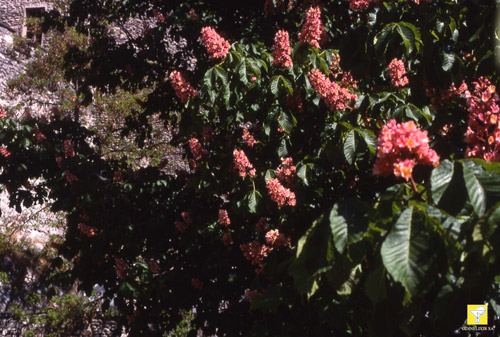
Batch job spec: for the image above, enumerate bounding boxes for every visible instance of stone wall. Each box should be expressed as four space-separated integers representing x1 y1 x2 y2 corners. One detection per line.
0 0 53 35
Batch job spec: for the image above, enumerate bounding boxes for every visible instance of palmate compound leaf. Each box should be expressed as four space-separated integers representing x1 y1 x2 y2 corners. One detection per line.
381 206 437 295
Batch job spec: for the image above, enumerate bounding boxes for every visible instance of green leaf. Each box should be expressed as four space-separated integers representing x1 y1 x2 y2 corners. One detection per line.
463 161 487 216
278 111 294 133
381 207 436 295
214 66 228 85
237 60 248 84
343 130 356 164
247 190 260 214
329 203 348 254
357 129 377 154
396 22 422 55
297 163 310 186
441 51 455 72
203 68 214 88
269 76 280 96
280 76 293 95
364 265 387 304
430 159 454 204
278 138 288 157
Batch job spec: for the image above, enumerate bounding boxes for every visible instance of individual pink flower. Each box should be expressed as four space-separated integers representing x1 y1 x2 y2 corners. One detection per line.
219 209 231 226
373 119 439 181
298 7 324 48
272 30 293 68
388 58 409 87
201 26 230 60
233 149 256 177
464 77 500 161
242 128 257 148
309 69 357 111
276 157 296 186
169 70 198 103
266 178 296 207
347 0 381 10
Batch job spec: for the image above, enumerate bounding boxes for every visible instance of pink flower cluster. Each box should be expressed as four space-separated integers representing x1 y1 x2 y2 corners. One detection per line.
174 211 192 233
272 30 293 68
233 149 256 177
388 58 409 87
169 70 198 103
298 7 324 48
265 229 291 247
242 128 257 148
201 27 230 60
255 217 269 232
0 148 11 158
0 105 6 118
219 209 231 226
114 258 128 280
266 178 296 207
192 278 204 290
309 69 357 111
373 120 440 181
148 260 160 274
78 223 96 237
286 89 303 113
222 232 233 246
464 77 500 161
346 0 380 10
64 139 75 157
276 157 296 186
33 127 46 143
188 138 207 169
240 240 272 273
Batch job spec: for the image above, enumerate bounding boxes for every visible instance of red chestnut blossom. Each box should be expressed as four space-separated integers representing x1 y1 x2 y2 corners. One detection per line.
240 240 272 273
0 105 6 118
181 211 193 225
265 229 291 247
189 138 207 161
148 261 160 274
64 139 75 157
0 148 11 158
218 209 231 226
388 58 409 87
78 223 96 237
373 119 440 181
309 69 357 111
33 127 46 143
65 170 79 184
276 157 296 186
298 7 324 48
222 232 233 246
169 70 198 103
192 278 204 290
272 30 293 68
201 125 214 142
114 258 128 280
201 26 230 60
244 289 261 302
464 77 500 161
242 128 257 148
286 89 304 113
347 0 380 10
174 220 188 233
233 149 256 177
266 178 296 207
255 217 269 233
